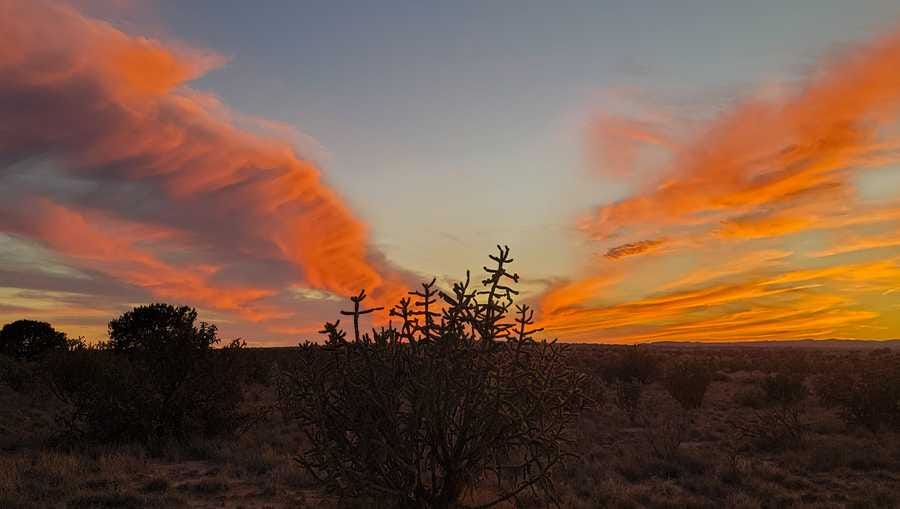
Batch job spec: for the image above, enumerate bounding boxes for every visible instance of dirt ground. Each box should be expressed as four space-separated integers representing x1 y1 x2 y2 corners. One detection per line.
2 346 899 508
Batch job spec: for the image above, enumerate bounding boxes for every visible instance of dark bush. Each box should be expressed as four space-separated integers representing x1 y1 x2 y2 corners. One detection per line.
603 346 660 384
612 379 643 422
663 358 713 410
108 304 217 354
734 373 809 449
817 359 900 433
277 247 587 508
602 346 659 421
0 353 32 391
49 304 247 443
0 319 68 361
733 385 766 409
761 372 808 406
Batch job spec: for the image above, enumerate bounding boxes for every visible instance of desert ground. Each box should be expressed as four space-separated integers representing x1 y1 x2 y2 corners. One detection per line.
2 344 899 509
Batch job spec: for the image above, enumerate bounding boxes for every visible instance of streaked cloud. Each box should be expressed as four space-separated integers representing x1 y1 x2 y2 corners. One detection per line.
538 26 900 342
0 1 410 341
604 239 665 260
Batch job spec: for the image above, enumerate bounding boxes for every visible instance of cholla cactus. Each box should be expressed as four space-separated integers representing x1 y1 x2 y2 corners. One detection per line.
277 246 587 508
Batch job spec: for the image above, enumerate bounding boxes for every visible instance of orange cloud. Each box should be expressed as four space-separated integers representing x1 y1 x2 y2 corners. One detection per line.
3 199 278 320
659 249 793 291
589 115 675 177
812 231 900 258
0 1 409 340
604 239 665 260
538 261 895 342
537 26 900 343
540 273 620 315
581 30 900 240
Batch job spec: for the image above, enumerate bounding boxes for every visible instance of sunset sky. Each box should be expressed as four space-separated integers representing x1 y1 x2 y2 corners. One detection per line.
3 0 900 344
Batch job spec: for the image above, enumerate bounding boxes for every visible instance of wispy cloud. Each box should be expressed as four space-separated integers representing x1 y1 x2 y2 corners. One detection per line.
0 1 410 341
538 26 900 342
604 239 665 260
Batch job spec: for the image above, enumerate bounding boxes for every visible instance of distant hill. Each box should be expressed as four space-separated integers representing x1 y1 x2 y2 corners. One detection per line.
644 339 900 349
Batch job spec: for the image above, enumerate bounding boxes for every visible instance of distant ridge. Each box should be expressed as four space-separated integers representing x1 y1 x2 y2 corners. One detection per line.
644 339 900 349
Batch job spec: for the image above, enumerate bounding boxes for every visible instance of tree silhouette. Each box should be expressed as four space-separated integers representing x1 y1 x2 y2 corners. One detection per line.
50 304 245 443
108 303 218 354
0 319 68 361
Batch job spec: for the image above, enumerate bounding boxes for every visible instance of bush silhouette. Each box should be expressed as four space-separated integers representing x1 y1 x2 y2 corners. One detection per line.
601 346 659 421
0 319 68 361
818 359 900 433
734 372 809 449
277 247 587 508
0 353 31 392
663 358 713 410
108 303 218 354
50 304 246 443
604 346 660 384
761 372 808 406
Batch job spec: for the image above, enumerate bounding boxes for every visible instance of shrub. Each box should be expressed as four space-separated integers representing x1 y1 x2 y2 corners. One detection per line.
733 386 766 409
636 391 693 460
611 380 643 422
603 346 660 384
0 320 68 361
277 247 587 508
0 354 31 392
760 372 808 406
663 358 713 410
629 358 713 460
733 373 809 449
602 346 660 422
47 347 140 442
818 360 900 433
49 304 247 443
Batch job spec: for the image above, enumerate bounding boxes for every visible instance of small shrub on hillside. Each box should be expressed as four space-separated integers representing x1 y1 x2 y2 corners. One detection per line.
0 320 68 361
761 372 808 406
733 373 809 449
817 359 900 433
663 358 713 410
733 386 766 409
49 304 247 443
629 358 713 460
277 247 587 508
612 380 643 422
602 346 659 422
636 391 693 460
769 351 811 377
603 346 660 384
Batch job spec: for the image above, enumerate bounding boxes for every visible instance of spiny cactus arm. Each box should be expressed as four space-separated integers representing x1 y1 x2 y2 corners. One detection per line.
339 290 384 343
512 304 544 343
389 297 420 345
319 320 347 345
410 278 441 340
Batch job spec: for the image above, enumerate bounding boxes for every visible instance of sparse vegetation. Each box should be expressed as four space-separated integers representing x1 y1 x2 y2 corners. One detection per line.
602 346 660 422
1 257 900 507
733 371 810 450
818 357 900 433
663 357 713 411
46 304 248 444
277 247 588 508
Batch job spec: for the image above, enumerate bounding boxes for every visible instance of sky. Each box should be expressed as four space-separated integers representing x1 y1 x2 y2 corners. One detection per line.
2 0 900 344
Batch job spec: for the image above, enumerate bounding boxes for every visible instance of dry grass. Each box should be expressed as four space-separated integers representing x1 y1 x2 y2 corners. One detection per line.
2 346 899 508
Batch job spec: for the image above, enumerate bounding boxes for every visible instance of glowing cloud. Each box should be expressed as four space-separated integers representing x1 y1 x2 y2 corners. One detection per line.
604 239 665 260
0 1 409 340
582 30 900 239
539 26 900 342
